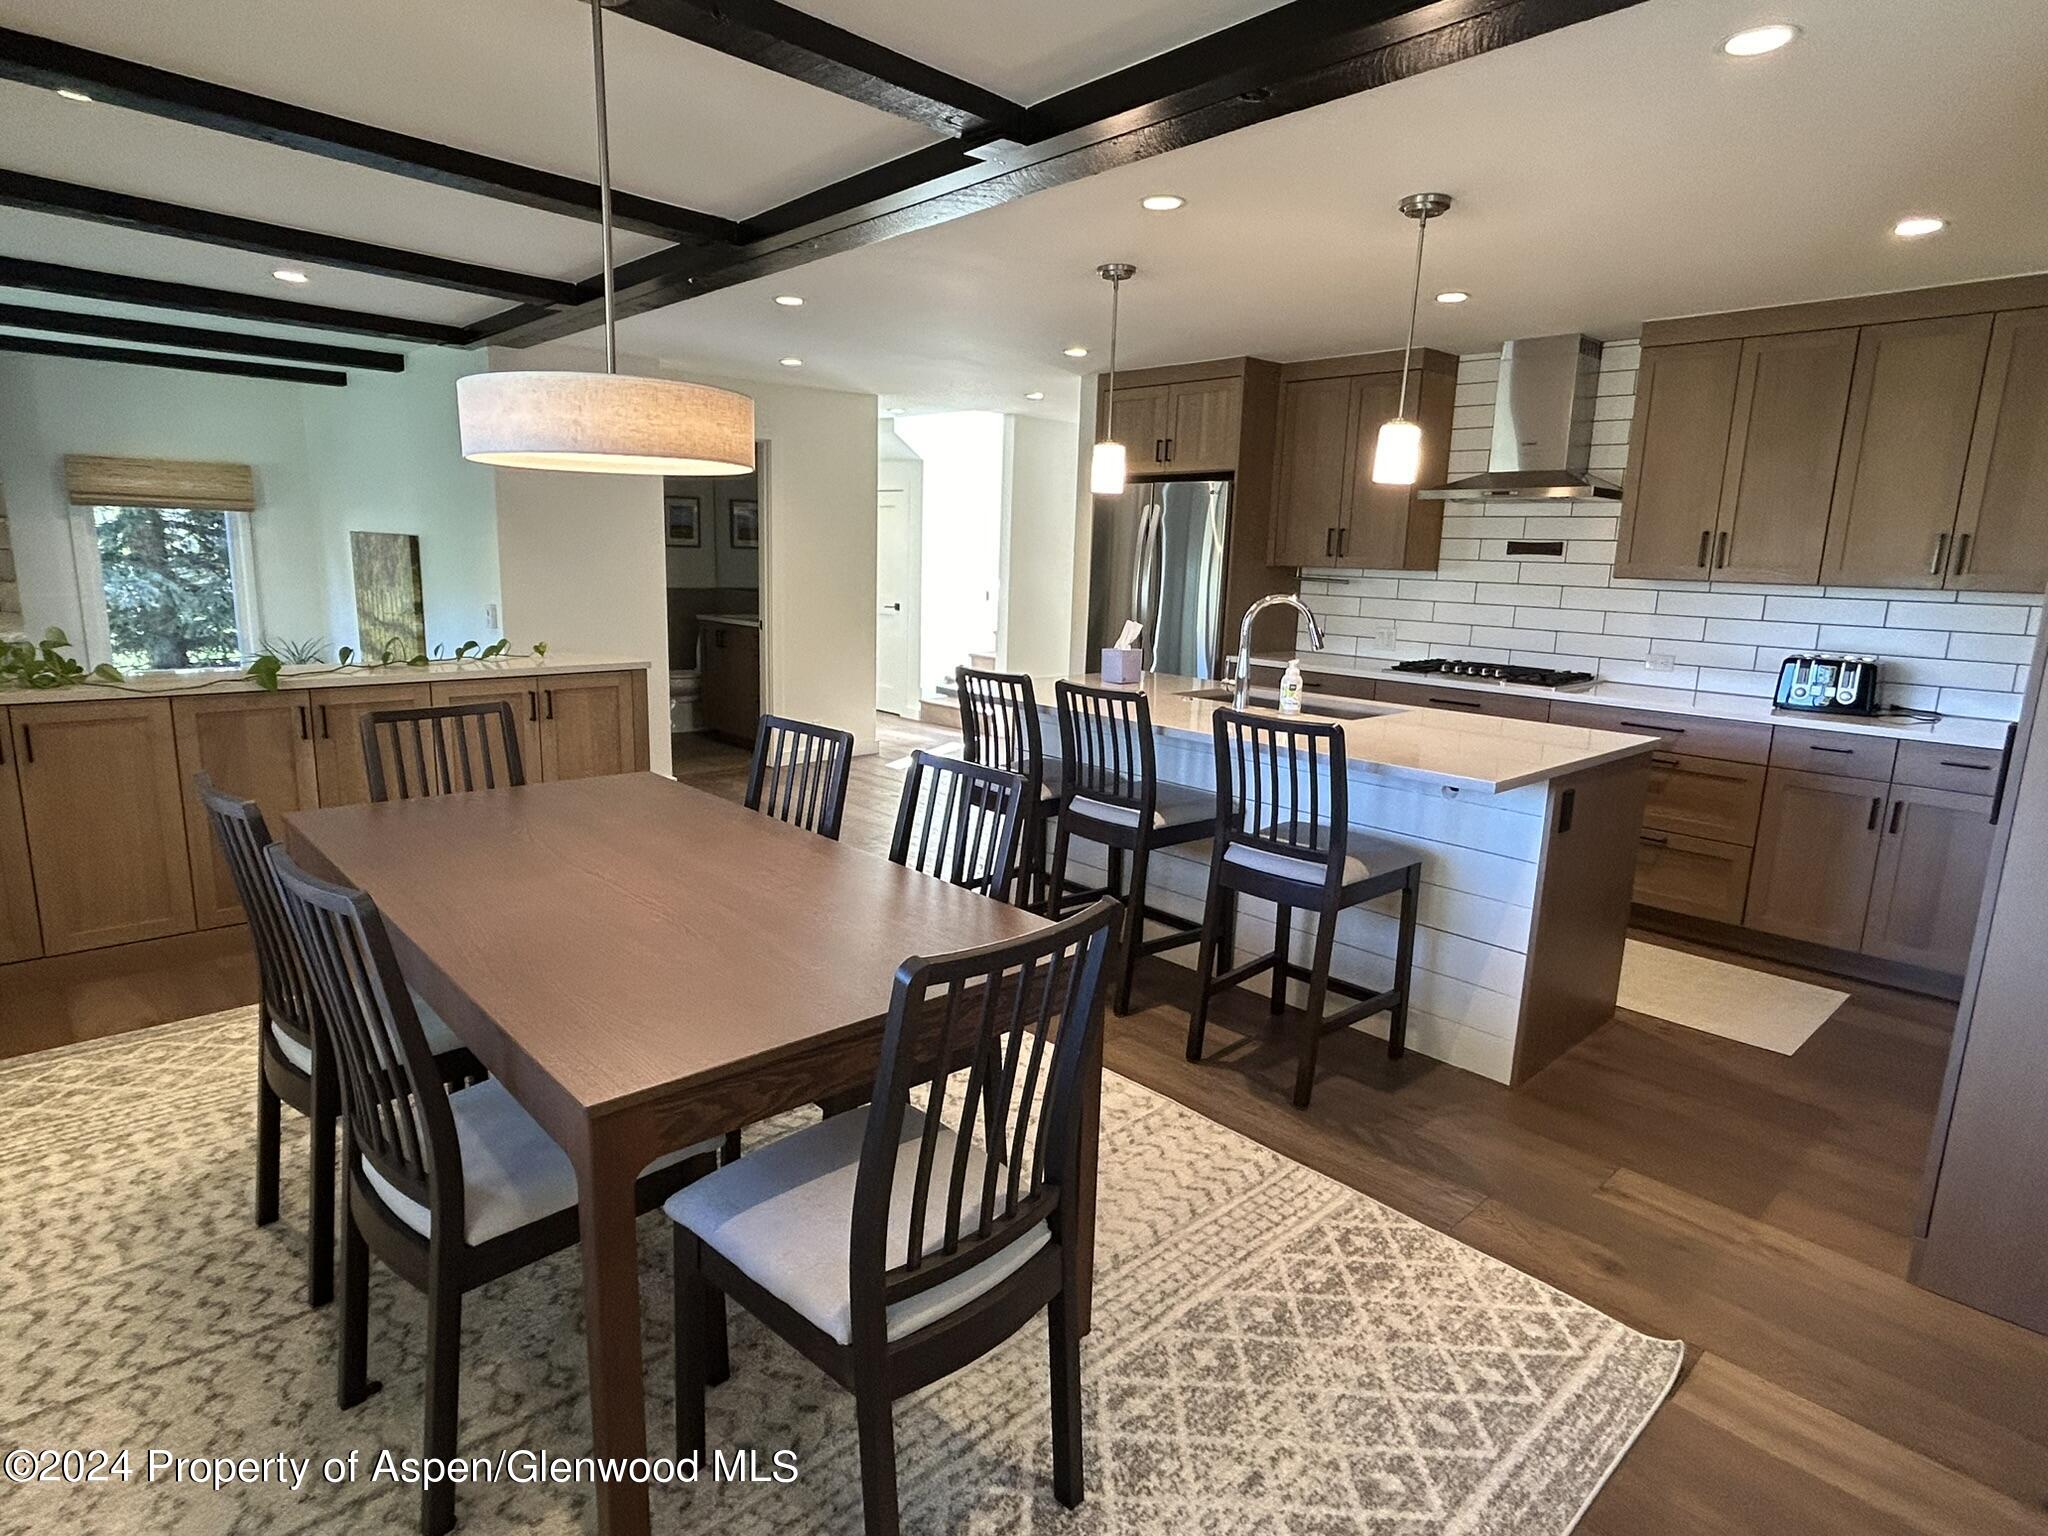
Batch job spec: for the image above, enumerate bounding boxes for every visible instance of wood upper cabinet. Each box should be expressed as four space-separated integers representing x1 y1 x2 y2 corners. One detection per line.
171 692 320 929
1615 340 1741 579
540 670 645 781
11 699 194 955
1164 377 1243 474
311 682 435 807
1267 362 1449 571
1344 371 1433 569
428 678 543 783
1712 329 1859 583
1744 767 1888 949
0 710 39 963
1952 307 2048 592
1862 784 1997 973
1269 375 1356 564
1821 313 1994 588
1104 385 1172 469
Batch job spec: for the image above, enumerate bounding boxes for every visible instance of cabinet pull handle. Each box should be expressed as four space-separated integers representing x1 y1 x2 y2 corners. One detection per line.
1622 720 1680 734
1651 752 1682 767
1429 696 1484 711
1937 759 1989 771
1325 528 1335 557
1888 799 1904 834
1867 796 1881 831
1809 744 1852 754
1929 531 1950 576
1154 439 1165 464
529 691 539 723
1640 831 1670 846
1164 436 1175 462
1952 532 1972 576
17 725 28 766
1338 526 1349 556
297 705 309 742
319 705 330 740
1697 530 1711 568
545 688 555 721
1714 530 1730 569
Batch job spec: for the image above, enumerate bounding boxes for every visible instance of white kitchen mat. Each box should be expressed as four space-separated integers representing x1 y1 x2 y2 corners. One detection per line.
1617 938 1847 1055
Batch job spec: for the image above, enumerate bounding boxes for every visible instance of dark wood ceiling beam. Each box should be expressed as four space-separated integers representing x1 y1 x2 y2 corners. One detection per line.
473 0 1646 347
0 170 585 308
612 0 1032 139
0 255 470 346
0 332 347 386
0 301 406 371
0 25 742 245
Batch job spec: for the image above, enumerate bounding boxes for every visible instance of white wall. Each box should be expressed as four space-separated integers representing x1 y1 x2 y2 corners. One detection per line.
896 411 1004 697
998 413 1080 679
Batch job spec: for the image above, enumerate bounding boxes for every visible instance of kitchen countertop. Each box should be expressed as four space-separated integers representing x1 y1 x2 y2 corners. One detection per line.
0 653 649 707
1038 671 1659 794
1248 653 2015 749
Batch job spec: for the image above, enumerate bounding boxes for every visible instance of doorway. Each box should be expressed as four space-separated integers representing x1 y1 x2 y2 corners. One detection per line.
877 422 925 717
665 445 764 755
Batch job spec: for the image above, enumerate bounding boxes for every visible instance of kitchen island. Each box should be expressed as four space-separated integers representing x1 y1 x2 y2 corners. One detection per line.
1035 671 1660 1085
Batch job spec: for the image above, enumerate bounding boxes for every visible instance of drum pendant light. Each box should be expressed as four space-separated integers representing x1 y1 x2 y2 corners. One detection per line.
1371 192 1452 487
1090 262 1137 496
457 0 753 476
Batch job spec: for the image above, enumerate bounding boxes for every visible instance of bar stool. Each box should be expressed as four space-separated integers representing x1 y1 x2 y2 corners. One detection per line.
956 666 1060 909
1184 707 1423 1109
1046 680 1215 1013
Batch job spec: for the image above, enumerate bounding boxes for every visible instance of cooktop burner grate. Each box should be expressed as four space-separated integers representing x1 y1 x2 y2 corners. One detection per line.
1390 657 1597 689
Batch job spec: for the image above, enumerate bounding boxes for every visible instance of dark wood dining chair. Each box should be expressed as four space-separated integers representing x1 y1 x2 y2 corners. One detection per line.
1183 708 1423 1108
667 896 1120 1536
361 701 526 802
194 773 477 1308
889 750 1028 904
263 845 722 1536
956 666 1059 908
1046 680 1215 1014
744 714 855 839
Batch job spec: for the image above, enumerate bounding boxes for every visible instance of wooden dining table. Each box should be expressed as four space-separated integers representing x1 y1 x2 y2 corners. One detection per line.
285 771 1073 1536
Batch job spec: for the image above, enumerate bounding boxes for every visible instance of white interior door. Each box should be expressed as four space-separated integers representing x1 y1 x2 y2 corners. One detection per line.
876 483 914 714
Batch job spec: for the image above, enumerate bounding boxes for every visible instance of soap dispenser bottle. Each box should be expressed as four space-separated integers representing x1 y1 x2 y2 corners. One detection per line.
1279 659 1305 714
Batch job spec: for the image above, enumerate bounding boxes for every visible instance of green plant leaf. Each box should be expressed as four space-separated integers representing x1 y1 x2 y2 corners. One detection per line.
455 640 479 659
337 645 355 666
482 639 508 659
532 640 549 657
42 626 70 649
245 655 284 691
408 653 429 667
91 663 125 682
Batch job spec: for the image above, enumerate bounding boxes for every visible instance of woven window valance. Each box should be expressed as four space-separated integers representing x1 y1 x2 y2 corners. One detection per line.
64 455 257 512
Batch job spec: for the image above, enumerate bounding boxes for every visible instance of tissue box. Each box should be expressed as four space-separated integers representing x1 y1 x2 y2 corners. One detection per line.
1100 647 1143 684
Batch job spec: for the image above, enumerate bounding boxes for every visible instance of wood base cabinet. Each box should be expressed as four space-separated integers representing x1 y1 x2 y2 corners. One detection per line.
540 671 645 780
1862 785 1999 973
429 678 544 782
10 699 194 955
1635 831 1753 924
312 682 435 807
172 693 320 929
0 712 39 962
1743 768 1887 949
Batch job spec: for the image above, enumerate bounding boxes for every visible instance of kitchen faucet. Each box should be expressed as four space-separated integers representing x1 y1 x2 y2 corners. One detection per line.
1233 594 1326 710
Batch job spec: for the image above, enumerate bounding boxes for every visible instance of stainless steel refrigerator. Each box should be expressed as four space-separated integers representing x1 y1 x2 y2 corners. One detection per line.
1086 478 1231 679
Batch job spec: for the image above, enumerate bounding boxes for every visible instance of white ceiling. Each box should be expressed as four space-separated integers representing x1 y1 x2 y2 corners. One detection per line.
611 0 2048 419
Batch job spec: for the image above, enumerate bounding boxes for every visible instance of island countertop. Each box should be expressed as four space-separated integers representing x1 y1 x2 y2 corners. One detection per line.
1036 671 1658 794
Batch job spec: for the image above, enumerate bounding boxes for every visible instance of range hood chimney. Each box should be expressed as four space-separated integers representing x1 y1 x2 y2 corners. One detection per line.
1419 333 1620 501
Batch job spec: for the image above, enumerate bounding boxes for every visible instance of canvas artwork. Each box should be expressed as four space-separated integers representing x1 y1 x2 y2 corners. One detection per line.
351 530 426 658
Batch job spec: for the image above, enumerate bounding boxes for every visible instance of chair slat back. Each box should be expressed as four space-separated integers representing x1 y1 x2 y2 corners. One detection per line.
849 897 1118 1331
194 774 313 1050
744 714 855 839
889 752 1028 903
1054 680 1155 820
361 702 526 802
1211 707 1349 882
264 846 463 1235
956 667 1046 790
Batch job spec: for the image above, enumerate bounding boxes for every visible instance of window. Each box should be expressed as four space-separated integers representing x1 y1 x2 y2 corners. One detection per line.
73 504 258 670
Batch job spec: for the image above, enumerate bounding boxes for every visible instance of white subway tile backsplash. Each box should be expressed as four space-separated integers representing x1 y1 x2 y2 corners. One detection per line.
1534 562 1613 586
1480 582 1546 607
1401 578 1475 603
1536 606 1607 634
1761 595 1890 625
1879 657 2019 691
1576 633 1654 661
1599 659 1700 689
1433 602 1517 626
1887 600 2030 634
1947 632 2037 664
1438 559 1525 582
1706 618 1818 648
1935 688 2026 721
1559 586 1661 613
1568 540 1619 564
1664 640 1759 670
1603 612 1708 641
1695 667 1777 699
1653 592 1768 620
1817 625 1948 658
1468 628 1527 652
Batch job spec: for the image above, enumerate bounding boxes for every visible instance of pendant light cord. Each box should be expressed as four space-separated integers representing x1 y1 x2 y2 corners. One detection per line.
1395 210 1429 421
589 0 617 375
1104 274 1121 441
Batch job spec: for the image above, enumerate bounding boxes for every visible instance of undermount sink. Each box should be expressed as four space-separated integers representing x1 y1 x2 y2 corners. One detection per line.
1177 684 1390 721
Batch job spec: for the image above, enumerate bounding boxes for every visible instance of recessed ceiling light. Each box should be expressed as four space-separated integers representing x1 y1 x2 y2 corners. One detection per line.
773 294 804 307
1893 215 1947 239
885 407 905 416
271 269 310 285
54 87 93 103
1722 23 1799 56
1141 195 1186 212
779 356 804 368
1063 346 1089 358
1435 290 1470 304
1024 391 1045 401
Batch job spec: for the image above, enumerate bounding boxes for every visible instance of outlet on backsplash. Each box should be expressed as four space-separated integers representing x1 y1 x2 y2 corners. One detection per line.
1644 651 1677 673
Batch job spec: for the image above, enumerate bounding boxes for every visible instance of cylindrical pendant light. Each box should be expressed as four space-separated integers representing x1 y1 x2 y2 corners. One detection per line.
1371 192 1452 487
457 0 754 476
1090 262 1137 496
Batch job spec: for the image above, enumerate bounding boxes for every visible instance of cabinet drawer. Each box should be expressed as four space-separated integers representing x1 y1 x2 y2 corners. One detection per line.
1893 739 2004 795
1644 752 1767 845
1375 680 1553 721
1635 831 1753 925
1300 669 1377 702
1547 700 1773 765
1769 727 1898 782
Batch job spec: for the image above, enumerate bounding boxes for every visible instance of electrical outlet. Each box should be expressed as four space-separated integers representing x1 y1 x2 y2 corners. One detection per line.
1372 620 1397 650
1644 650 1677 673
486 603 500 629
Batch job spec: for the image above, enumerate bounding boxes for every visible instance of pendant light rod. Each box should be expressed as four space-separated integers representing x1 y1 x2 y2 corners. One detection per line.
1391 192 1451 421
590 0 617 374
1097 261 1135 441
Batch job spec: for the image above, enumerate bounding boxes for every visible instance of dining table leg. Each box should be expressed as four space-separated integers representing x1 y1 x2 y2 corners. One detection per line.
574 1131 653 1536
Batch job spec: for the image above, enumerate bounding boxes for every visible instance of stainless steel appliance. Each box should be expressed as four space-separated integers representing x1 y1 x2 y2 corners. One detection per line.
1390 656 1597 689
1418 334 1621 501
1774 652 1882 715
1087 478 1230 679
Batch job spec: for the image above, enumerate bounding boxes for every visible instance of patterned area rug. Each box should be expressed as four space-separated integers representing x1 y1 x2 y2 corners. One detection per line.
0 1009 1680 1534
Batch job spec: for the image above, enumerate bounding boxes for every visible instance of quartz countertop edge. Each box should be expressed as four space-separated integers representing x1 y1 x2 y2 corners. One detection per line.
1040 672 1660 795
0 653 649 706
1247 653 2015 749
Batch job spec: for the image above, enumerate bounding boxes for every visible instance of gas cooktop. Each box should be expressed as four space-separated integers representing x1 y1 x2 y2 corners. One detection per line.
1390 657 1597 690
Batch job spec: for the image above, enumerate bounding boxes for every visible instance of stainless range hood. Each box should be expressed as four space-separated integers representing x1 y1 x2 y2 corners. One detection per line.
1419 333 1621 501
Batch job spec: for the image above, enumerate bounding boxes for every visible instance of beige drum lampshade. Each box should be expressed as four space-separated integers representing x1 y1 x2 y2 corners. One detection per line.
457 371 756 476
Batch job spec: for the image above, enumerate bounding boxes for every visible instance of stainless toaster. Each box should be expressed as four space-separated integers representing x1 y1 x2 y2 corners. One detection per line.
1774 653 1881 715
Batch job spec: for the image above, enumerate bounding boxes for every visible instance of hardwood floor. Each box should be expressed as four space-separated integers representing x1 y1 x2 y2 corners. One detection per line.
9 708 2045 1533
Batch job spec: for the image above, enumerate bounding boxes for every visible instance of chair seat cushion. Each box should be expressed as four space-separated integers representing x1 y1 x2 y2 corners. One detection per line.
665 1104 1051 1347
362 1079 718 1247
1067 783 1212 833
1223 823 1420 889
268 988 464 1076
1224 831 1369 886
